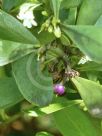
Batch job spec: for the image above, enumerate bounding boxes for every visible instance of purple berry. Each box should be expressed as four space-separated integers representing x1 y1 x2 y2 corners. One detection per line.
54 84 65 95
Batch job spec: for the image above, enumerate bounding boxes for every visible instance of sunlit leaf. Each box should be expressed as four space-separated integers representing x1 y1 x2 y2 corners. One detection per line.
54 105 102 136
72 77 102 118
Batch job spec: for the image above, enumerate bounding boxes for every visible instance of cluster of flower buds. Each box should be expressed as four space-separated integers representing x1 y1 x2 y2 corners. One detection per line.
39 16 61 38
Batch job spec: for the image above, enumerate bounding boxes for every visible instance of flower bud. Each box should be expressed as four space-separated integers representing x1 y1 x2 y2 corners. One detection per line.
54 84 65 95
48 25 53 33
54 26 61 38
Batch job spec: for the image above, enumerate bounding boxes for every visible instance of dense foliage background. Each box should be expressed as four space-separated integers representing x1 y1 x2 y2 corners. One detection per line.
0 0 102 136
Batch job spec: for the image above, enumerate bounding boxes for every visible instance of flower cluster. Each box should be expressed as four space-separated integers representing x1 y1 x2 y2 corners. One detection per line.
39 16 61 38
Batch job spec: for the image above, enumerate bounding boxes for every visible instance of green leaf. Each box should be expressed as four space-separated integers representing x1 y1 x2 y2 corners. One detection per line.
12 54 53 107
0 67 6 78
77 0 102 25
60 34 70 46
0 40 39 66
54 105 102 136
0 77 23 109
0 10 39 44
72 77 102 118
0 10 40 66
66 8 77 25
86 71 99 82
61 8 77 25
62 25 102 63
50 0 62 20
2 0 25 12
61 0 82 9
95 15 102 26
78 62 102 71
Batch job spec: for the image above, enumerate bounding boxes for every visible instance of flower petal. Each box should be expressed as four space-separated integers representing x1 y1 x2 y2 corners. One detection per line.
23 19 32 28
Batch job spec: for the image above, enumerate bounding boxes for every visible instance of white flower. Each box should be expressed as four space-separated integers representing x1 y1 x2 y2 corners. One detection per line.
18 10 37 28
78 55 92 65
23 18 37 28
17 3 40 28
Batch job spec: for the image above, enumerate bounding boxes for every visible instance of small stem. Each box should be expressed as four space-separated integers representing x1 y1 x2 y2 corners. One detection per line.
4 112 22 125
0 113 22 130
